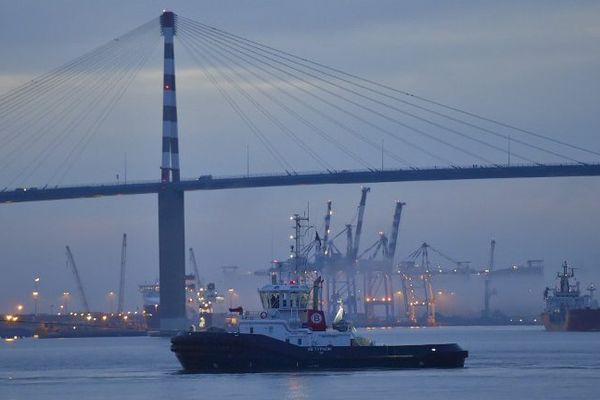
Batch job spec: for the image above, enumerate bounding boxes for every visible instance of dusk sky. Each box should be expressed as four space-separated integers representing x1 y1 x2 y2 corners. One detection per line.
1 0 599 313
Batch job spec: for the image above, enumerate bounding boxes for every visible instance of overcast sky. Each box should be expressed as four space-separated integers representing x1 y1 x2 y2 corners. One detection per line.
1 0 599 313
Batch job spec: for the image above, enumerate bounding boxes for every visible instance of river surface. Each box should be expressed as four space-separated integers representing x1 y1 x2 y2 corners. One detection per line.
1 326 598 400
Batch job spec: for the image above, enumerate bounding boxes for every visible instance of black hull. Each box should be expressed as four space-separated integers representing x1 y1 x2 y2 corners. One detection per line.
171 332 468 372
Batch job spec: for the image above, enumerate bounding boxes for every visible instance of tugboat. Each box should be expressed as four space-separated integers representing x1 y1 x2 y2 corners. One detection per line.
171 215 468 372
542 261 600 331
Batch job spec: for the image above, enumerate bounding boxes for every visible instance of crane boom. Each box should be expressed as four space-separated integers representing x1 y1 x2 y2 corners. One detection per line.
65 246 90 313
387 201 406 260
352 187 370 259
483 239 496 319
322 200 332 255
489 239 496 272
345 224 353 259
189 248 201 290
117 233 127 313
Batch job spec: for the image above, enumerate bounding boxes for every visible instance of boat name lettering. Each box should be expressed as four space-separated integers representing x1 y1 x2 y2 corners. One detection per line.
307 346 332 352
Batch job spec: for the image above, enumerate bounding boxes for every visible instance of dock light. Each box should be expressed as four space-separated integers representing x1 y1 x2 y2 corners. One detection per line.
5 315 14 321
102 315 107 321
86 315 92 321
16 305 23 312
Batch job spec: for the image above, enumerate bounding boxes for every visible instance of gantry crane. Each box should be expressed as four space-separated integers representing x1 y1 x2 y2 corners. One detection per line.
387 201 405 262
360 200 405 323
322 200 332 256
189 247 202 291
352 187 370 260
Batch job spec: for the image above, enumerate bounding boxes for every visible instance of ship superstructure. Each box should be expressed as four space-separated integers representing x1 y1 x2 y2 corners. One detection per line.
139 275 224 329
542 261 599 331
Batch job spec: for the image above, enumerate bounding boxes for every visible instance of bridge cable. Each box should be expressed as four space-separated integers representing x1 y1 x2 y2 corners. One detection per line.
180 32 375 171
53 33 162 185
181 17 599 160
179 35 337 171
186 20 583 165
10 34 156 187
181 18 588 165
179 22 413 168
179 20 500 165
0 19 158 119
0 27 157 173
2 20 160 187
179 21 453 166
178 38 294 173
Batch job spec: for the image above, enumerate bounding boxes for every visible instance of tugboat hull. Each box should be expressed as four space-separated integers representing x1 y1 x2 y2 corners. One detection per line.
171 332 468 372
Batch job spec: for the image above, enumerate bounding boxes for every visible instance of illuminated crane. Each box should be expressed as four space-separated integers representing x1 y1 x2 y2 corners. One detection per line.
360 201 405 323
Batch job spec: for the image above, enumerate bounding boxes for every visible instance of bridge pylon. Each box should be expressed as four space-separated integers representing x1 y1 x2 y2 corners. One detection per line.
158 10 187 332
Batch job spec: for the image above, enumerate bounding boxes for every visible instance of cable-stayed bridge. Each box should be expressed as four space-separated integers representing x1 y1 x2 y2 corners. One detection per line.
1 12 598 330
1 163 600 204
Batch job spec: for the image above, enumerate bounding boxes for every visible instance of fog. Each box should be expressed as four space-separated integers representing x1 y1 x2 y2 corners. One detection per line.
1 1 599 315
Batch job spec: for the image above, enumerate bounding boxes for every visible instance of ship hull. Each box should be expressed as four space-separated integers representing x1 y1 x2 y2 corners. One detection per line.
171 332 468 372
542 309 600 332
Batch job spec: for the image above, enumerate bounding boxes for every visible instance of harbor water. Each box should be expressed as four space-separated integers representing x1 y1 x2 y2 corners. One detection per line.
1 326 598 400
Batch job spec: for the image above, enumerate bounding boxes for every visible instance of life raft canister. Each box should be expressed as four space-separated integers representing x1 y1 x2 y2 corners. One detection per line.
259 311 268 319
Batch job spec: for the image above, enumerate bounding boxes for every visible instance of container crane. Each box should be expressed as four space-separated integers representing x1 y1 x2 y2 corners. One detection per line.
387 201 405 262
401 242 437 326
322 200 332 256
345 224 353 259
65 246 90 313
189 247 202 290
352 187 370 260
483 239 496 319
117 233 127 314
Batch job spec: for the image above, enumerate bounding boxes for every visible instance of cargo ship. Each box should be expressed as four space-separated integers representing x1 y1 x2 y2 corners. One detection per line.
140 275 225 330
171 215 468 372
542 262 600 331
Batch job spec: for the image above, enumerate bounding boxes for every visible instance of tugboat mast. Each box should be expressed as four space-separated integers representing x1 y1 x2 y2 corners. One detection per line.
290 213 310 282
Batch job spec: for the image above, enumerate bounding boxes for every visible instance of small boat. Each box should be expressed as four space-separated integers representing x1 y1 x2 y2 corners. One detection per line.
542 261 600 331
171 274 467 372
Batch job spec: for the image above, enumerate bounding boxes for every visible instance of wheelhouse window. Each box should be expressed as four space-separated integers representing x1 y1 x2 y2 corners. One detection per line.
270 293 280 308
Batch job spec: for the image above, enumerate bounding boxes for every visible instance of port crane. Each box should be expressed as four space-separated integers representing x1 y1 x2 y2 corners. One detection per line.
65 245 90 313
189 247 202 291
359 200 405 323
322 200 332 256
352 187 370 260
117 233 127 314
323 188 371 316
400 242 440 326
483 239 496 319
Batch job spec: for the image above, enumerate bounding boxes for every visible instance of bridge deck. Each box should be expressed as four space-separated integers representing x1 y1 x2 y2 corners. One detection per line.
1 164 599 204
